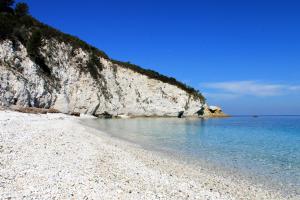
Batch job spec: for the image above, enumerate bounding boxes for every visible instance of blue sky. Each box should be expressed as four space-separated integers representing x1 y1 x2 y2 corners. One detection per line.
21 0 300 115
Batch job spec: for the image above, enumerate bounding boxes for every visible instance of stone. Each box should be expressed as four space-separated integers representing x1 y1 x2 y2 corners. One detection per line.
70 112 80 117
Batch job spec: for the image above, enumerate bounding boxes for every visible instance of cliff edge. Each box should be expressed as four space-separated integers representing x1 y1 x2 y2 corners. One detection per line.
0 6 225 117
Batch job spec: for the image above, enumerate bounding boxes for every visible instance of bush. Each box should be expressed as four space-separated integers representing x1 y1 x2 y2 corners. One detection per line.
12 26 27 44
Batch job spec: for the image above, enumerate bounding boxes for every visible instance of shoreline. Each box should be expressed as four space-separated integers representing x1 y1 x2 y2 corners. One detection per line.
81 118 297 199
86 124 292 198
0 111 295 199
2 106 230 119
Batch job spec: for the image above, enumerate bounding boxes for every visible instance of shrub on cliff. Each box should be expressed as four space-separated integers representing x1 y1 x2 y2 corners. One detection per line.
87 53 104 80
0 14 14 38
26 30 42 59
26 30 51 75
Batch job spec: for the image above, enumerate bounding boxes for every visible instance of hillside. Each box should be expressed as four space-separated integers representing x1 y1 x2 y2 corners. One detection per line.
0 1 211 117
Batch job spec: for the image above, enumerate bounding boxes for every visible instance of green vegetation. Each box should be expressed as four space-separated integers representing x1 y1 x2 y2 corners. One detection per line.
0 1 108 59
26 30 51 75
0 1 205 102
0 14 14 38
26 30 41 59
87 52 103 80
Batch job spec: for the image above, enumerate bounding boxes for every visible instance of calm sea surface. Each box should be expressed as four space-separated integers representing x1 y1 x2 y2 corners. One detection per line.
82 116 300 195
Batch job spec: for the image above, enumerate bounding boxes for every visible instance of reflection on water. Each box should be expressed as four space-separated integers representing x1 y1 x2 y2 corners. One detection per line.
82 116 300 194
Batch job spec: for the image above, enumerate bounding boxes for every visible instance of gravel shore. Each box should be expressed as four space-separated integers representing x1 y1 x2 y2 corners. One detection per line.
0 111 293 199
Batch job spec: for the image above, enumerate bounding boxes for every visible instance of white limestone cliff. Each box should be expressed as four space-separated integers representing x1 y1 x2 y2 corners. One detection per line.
0 39 206 117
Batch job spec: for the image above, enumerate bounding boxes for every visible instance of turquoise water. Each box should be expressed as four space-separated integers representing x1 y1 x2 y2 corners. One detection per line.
83 116 300 195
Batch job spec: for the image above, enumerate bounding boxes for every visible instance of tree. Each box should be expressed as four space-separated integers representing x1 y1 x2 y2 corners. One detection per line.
15 2 28 17
0 0 15 13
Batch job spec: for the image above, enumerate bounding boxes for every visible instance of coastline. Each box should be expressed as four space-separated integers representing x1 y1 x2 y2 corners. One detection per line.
0 111 294 199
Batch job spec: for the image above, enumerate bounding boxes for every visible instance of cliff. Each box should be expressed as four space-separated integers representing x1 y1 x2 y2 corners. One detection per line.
0 12 221 117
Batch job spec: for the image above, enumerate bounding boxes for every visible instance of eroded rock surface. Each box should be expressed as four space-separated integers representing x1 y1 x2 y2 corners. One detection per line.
0 39 206 117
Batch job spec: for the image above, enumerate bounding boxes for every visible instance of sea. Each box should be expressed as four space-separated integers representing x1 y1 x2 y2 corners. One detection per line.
82 116 300 196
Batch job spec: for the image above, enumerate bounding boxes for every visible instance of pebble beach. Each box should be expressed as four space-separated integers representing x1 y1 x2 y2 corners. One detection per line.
0 111 294 199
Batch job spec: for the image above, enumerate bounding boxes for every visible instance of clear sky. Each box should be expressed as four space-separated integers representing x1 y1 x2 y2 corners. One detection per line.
20 0 300 115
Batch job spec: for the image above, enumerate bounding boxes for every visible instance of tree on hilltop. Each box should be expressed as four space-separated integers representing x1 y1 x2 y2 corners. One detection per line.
15 2 28 17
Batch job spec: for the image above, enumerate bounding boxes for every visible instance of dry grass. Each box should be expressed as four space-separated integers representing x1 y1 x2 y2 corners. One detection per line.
13 107 60 114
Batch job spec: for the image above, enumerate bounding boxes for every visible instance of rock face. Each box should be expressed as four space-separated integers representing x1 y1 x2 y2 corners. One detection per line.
0 39 206 117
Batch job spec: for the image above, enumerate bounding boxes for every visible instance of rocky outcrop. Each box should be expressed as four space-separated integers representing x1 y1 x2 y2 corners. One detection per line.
201 105 229 118
208 106 222 113
0 39 208 117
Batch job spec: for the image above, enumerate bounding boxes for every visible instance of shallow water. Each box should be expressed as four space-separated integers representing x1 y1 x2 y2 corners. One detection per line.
82 116 300 195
